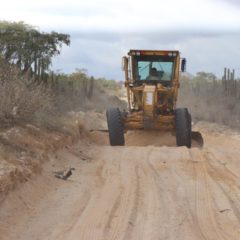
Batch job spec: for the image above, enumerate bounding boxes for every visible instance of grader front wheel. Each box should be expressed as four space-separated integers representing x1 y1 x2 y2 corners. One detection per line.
106 108 125 146
175 108 192 148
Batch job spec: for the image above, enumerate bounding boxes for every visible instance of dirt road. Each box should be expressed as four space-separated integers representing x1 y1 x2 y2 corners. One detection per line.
0 122 240 240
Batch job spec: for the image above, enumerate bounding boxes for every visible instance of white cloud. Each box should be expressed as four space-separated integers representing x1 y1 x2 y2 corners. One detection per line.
52 31 240 79
1 0 240 78
1 0 240 32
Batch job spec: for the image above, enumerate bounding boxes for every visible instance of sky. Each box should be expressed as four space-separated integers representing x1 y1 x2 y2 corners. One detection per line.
1 0 240 79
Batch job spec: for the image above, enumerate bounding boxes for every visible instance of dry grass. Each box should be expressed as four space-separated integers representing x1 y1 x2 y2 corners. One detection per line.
49 72 126 114
178 76 240 129
0 60 126 130
0 59 52 125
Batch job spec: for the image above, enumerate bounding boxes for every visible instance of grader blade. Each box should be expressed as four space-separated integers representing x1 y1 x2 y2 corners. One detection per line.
191 131 204 147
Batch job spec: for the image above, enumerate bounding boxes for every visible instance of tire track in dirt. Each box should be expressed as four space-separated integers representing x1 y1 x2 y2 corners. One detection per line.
147 147 205 240
58 147 140 240
203 150 240 239
103 148 140 240
1 124 240 240
189 149 240 240
191 149 227 240
124 147 162 240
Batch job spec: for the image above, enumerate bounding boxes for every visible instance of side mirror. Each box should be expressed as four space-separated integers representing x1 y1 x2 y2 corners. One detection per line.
122 56 129 82
181 58 187 72
122 56 128 71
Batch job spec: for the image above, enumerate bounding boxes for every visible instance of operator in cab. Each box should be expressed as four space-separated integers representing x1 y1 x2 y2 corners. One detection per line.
146 67 159 80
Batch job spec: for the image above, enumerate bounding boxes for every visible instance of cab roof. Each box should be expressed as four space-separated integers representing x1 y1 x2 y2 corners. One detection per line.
128 50 180 57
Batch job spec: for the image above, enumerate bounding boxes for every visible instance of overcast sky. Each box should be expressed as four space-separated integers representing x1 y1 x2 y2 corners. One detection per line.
1 0 240 79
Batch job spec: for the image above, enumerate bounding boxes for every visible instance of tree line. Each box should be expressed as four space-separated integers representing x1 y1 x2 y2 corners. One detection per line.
0 21 70 82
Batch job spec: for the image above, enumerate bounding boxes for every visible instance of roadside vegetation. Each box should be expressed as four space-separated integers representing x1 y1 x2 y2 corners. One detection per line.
0 21 70 82
0 58 51 125
178 72 240 128
0 21 123 128
0 20 239 130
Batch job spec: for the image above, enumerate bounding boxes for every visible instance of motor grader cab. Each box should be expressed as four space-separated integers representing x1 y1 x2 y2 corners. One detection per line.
106 50 192 147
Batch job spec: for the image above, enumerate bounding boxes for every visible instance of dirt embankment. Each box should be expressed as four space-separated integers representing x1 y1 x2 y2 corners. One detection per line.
0 122 78 204
0 86 125 205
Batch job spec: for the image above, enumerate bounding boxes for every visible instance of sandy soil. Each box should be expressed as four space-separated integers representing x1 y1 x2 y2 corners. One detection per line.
0 120 240 240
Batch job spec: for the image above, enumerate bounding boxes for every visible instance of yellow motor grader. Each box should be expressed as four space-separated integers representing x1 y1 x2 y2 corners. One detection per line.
106 49 192 147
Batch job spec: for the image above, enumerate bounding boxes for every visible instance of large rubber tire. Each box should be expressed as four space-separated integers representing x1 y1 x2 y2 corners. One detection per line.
106 108 125 146
175 108 192 148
